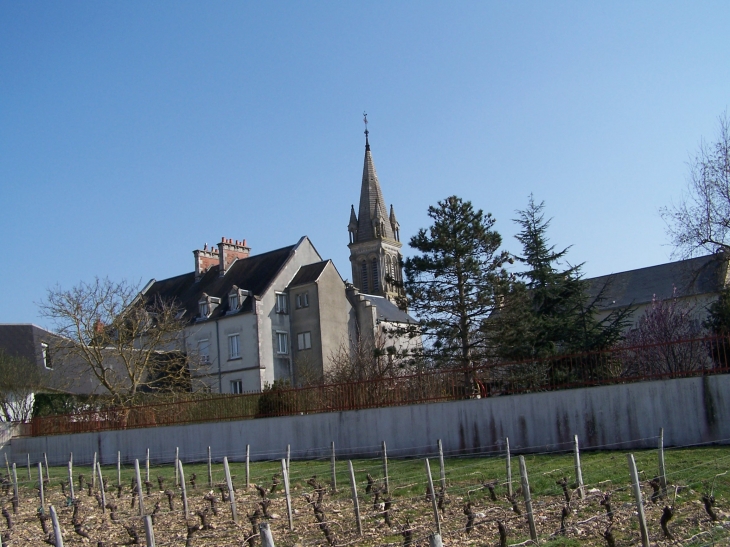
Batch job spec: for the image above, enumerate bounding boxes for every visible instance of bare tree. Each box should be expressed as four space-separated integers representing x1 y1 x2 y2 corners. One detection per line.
39 277 201 406
0 350 44 422
661 112 730 258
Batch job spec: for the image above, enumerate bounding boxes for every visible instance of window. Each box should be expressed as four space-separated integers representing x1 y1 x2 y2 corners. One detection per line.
229 294 239 311
231 379 243 394
361 262 369 292
296 292 309 309
276 293 288 313
276 332 289 354
199 301 210 318
41 342 51 369
372 258 379 292
198 339 210 364
297 332 312 350
228 334 240 359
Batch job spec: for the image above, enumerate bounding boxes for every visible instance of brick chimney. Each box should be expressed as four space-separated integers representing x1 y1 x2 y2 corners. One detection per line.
218 237 251 276
193 244 220 281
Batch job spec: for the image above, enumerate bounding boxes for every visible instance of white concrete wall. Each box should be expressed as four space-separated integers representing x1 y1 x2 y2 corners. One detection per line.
6 374 729 466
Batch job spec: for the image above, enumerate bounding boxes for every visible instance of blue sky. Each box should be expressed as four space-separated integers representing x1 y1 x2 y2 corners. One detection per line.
1 2 729 327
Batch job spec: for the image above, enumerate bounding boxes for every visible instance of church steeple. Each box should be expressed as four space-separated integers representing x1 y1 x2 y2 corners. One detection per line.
348 115 404 301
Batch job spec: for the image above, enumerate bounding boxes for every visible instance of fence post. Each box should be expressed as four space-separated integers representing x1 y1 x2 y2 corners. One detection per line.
382 441 390 494
658 428 668 499
260 521 276 547
505 437 513 499
49 505 64 547
573 435 585 499
97 462 106 513
281 458 293 531
12 463 19 514
178 459 189 520
425 458 441 536
330 441 337 493
134 459 145 516
67 461 74 501
207 446 213 487
223 457 238 524
347 460 362 536
245 444 250 488
437 439 446 492
143 515 156 547
628 453 650 547
519 456 538 543
38 462 45 512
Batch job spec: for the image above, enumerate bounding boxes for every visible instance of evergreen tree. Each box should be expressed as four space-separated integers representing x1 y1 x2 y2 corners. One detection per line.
402 196 510 371
494 196 630 361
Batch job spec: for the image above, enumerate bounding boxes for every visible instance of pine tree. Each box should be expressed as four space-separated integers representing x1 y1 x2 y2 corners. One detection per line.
402 196 510 374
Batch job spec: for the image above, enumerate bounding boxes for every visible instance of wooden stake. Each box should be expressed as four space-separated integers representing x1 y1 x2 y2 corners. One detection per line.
49 505 64 547
145 448 150 483
437 439 446 492
658 428 668 499
245 444 250 488
347 460 362 536
330 441 337 493
505 437 513 499
38 462 45 511
425 458 441 536
91 452 97 489
67 460 74 501
174 447 179 487
259 521 276 547
207 446 213 487
178 459 189 520
281 458 293 531
134 459 145 516
382 441 390 494
143 515 156 547
97 462 106 513
286 444 291 475
44 452 50 482
573 434 585 499
628 453 650 547
26 453 30 480
11 463 19 514
519 456 538 543
117 451 121 488
428 533 443 547
223 457 238 524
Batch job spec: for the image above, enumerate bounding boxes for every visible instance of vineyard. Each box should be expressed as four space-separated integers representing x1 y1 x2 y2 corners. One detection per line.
1 437 729 546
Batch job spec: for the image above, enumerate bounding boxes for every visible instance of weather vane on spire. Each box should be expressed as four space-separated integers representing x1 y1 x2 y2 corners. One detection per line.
363 111 369 138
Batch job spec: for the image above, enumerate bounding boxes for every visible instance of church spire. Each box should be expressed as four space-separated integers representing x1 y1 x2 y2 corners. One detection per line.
356 119 394 242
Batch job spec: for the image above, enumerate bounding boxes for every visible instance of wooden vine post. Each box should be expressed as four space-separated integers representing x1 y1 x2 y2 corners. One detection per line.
91 452 97 489
627 453 650 547
347 460 362 536
44 452 50 481
97 462 107 513
286 444 291 474
67 461 74 501
437 439 446 492
260 521 276 547
178 459 189 520
429 533 443 547
26 453 30 480
425 458 441 536
223 456 238 524
382 441 390 494
11 463 19 514
281 458 293 531
143 515 156 547
245 444 250 488
658 428 668 498
505 437 513 499
330 441 337 493
49 505 64 547
519 456 538 543
207 446 213 487
134 459 146 516
117 451 121 488
174 447 179 487
573 434 585 499
145 448 150 482
38 462 45 511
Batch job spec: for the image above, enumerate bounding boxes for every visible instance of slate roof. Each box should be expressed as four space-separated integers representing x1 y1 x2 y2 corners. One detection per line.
289 261 329 287
365 295 416 324
0 324 58 366
586 253 729 311
143 244 297 322
356 137 395 242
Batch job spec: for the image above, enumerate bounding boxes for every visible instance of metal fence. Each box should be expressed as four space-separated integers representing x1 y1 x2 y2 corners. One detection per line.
25 334 730 437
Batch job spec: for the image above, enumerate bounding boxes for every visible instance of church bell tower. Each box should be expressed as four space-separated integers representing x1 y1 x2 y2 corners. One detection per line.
348 115 404 301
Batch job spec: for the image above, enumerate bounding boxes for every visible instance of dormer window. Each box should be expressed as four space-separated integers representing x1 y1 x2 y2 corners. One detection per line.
198 293 221 320
276 292 288 314
227 285 250 313
41 342 52 369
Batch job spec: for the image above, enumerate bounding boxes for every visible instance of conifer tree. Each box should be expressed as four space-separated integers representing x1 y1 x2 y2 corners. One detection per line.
402 196 510 373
